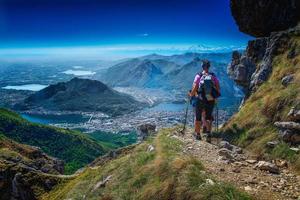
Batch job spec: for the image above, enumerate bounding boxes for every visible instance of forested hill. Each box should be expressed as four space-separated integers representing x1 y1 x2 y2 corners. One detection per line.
0 108 106 174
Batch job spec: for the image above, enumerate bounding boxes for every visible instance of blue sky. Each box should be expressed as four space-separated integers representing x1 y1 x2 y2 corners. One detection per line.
0 0 252 59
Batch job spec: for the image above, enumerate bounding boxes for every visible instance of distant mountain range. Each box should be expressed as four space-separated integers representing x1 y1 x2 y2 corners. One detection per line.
102 52 242 104
16 78 145 116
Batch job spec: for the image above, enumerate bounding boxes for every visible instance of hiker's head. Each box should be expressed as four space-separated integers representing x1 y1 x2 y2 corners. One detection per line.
202 60 210 72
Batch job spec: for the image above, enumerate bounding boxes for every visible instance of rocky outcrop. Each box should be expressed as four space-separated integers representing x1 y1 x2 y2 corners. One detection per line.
228 26 300 96
230 0 300 37
0 137 64 200
136 123 157 142
274 121 300 131
274 108 300 144
228 0 300 96
217 140 244 163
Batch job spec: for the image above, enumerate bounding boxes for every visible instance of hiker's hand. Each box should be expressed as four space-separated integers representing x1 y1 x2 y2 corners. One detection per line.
188 90 192 97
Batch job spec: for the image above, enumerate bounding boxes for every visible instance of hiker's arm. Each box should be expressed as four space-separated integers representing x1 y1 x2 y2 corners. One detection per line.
189 74 200 96
189 83 198 96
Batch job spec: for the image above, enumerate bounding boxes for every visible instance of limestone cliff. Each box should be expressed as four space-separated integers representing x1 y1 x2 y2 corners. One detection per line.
230 0 300 37
225 0 300 172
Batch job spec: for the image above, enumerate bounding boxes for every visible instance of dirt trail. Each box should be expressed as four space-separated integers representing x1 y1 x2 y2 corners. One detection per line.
173 129 300 200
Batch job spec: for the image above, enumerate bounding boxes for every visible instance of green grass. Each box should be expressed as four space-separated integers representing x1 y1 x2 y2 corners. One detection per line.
222 36 300 172
270 143 298 162
88 131 137 150
43 128 251 200
0 108 107 174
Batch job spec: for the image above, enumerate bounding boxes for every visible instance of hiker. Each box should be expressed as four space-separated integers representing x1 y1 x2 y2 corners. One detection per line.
189 60 220 142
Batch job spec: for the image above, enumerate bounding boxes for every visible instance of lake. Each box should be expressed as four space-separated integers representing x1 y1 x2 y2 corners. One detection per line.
147 102 187 112
21 113 88 125
2 84 48 91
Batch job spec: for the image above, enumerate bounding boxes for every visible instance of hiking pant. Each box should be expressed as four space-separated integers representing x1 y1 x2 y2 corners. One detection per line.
195 99 215 122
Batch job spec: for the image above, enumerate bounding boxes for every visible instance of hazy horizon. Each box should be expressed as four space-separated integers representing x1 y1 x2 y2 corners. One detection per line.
0 0 251 60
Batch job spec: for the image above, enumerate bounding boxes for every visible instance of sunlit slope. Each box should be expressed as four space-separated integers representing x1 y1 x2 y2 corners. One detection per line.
222 36 300 171
43 128 250 200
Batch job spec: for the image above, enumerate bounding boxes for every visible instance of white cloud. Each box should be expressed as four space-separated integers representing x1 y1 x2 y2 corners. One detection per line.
137 33 149 37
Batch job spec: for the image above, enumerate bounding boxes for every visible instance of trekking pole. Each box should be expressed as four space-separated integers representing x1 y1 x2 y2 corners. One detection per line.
180 93 190 135
214 107 217 132
216 104 219 133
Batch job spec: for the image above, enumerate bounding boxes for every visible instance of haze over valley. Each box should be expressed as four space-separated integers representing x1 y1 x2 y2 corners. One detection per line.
0 51 243 134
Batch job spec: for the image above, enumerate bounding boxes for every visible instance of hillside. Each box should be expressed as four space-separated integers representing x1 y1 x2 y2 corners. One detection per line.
0 108 106 174
0 134 65 199
42 128 250 200
223 0 300 172
17 78 144 116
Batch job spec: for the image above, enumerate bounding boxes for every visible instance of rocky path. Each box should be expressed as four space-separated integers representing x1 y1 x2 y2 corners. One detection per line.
172 129 300 200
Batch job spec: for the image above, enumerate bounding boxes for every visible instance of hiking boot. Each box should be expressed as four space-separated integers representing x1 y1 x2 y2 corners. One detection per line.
194 133 202 140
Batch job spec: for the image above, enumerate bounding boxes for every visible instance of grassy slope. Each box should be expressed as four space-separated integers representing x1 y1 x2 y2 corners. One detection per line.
88 131 137 149
0 108 106 174
43 128 251 200
222 36 300 171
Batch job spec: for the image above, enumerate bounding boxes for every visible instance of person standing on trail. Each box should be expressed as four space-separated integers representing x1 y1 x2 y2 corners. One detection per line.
189 60 220 142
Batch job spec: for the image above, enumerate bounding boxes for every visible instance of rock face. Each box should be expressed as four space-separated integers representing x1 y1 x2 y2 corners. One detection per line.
228 26 300 96
230 0 300 37
228 0 300 96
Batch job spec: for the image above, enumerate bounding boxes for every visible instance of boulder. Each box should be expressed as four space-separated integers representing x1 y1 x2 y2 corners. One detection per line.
254 161 280 174
266 141 279 148
205 179 215 186
274 159 288 168
218 141 243 154
246 160 257 164
281 74 294 87
147 145 155 152
274 121 300 131
93 175 112 191
136 123 156 141
290 147 299 153
232 146 243 154
287 107 300 121
230 0 300 37
278 129 300 144
218 148 234 160
218 141 232 150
